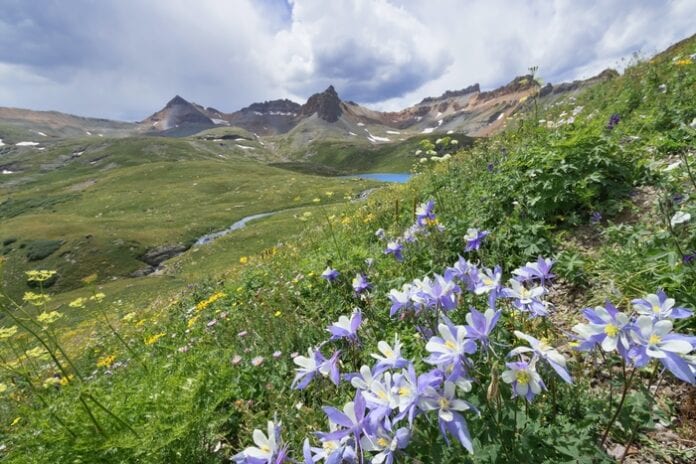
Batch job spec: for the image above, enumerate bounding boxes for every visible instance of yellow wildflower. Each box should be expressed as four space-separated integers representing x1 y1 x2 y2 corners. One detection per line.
26 347 47 359
96 355 116 368
675 58 692 66
82 273 98 284
69 297 88 308
341 216 351 225
90 292 106 303
144 332 166 345
312 197 321 203
195 291 226 311
122 311 137 322
325 191 334 197
59 376 72 386
25 270 56 282
0 383 8 393
0 326 18 339
274 310 282 317
10 417 21 426
23 292 51 306
43 377 61 388
239 256 248 264
37 311 63 325
187 315 199 328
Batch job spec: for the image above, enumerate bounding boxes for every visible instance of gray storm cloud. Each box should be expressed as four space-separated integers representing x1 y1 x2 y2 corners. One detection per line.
0 0 694 119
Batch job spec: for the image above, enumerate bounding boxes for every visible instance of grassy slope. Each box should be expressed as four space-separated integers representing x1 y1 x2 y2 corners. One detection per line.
0 135 377 303
2 36 696 463
271 133 475 175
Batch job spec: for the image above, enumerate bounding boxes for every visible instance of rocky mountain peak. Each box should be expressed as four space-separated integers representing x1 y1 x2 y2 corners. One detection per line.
300 85 343 122
165 95 191 109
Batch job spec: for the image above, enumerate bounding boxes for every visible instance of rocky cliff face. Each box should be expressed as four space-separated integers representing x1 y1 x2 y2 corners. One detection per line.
300 85 343 122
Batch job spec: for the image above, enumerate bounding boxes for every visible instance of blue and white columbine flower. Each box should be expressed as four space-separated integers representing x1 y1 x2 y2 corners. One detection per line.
360 427 411 464
509 331 572 383
631 291 692 320
384 241 404 262
371 336 409 374
572 301 632 357
420 381 475 452
630 316 695 384
321 266 340 283
232 421 282 464
327 309 362 343
464 307 501 350
503 279 549 317
463 228 489 251
425 323 477 372
501 357 545 402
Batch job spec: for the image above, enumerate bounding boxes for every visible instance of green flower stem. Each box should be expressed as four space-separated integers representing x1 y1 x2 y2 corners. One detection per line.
600 363 636 447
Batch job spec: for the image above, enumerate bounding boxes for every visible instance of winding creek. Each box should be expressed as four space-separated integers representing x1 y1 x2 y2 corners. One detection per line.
141 172 412 275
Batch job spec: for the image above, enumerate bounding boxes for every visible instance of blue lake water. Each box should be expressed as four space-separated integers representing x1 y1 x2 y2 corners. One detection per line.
344 173 412 183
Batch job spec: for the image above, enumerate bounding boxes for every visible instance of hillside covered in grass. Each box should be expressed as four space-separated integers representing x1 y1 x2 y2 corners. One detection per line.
1 35 696 463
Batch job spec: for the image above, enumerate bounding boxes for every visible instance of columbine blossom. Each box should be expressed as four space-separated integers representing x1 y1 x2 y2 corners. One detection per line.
509 331 572 383
631 291 692 320
420 381 475 452
501 358 545 402
512 257 555 285
502 279 548 317
311 421 357 464
384 241 404 262
321 267 340 283
350 365 378 391
352 274 371 294
425 323 477 372
362 372 399 427
417 274 461 311
360 427 411 464
444 256 476 290
629 316 695 384
388 284 413 317
472 265 503 309
572 301 632 357
393 365 442 425
415 200 436 226
327 309 362 343
463 228 489 251
464 307 501 350
292 348 341 389
371 336 409 373
322 391 367 442
232 421 282 463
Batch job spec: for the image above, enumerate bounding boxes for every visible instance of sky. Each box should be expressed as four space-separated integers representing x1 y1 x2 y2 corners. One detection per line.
0 0 694 121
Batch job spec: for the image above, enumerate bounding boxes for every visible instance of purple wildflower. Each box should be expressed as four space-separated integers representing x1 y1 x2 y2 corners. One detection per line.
328 309 362 343
352 273 371 294
509 331 572 383
464 307 501 350
631 290 693 320
463 228 489 252
502 280 549 317
415 200 436 226
607 113 620 130
321 266 340 283
629 316 694 384
572 301 632 358
502 358 546 402
420 381 475 452
384 241 404 262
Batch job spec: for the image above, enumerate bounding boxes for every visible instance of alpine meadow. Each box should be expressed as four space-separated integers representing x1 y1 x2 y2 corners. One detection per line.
1 3 695 463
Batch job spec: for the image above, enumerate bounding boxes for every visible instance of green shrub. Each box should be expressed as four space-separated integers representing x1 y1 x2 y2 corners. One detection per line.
24 239 63 261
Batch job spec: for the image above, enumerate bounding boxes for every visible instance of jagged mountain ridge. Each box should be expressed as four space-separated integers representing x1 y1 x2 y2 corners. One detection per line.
0 68 618 144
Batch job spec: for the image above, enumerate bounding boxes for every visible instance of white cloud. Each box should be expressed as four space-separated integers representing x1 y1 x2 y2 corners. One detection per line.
0 0 694 119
